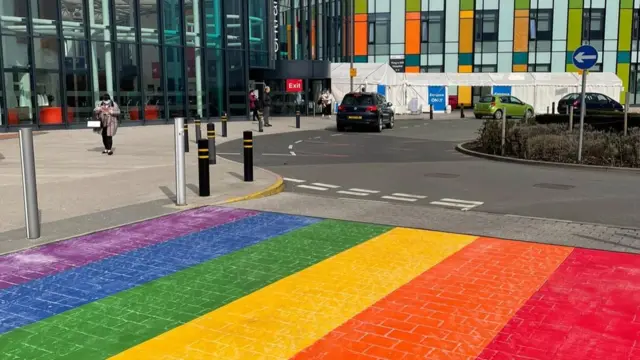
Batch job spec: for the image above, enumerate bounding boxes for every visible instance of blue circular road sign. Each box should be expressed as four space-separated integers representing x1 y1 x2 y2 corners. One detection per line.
572 45 599 70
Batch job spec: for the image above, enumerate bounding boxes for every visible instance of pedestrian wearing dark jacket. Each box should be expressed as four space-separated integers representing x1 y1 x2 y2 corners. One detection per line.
263 87 272 127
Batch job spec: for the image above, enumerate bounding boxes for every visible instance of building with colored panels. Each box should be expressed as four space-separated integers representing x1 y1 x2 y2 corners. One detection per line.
277 0 640 106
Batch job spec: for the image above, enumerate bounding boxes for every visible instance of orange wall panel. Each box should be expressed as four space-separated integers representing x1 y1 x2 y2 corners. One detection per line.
355 14 367 22
512 64 527 72
513 11 529 52
405 66 420 73
406 12 420 20
354 19 368 56
459 18 473 53
287 24 292 59
405 20 421 54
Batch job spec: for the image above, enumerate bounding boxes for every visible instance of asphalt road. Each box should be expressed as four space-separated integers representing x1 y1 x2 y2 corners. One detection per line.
218 118 640 228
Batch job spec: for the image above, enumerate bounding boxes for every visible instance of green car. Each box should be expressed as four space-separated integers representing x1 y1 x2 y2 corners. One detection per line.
473 95 535 120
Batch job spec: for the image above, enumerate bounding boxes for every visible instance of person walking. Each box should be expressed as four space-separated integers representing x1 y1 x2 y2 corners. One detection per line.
321 90 331 117
94 94 120 155
263 86 272 127
249 90 260 122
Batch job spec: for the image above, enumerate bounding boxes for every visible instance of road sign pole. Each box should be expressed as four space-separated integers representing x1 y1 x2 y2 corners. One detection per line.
578 70 587 163
349 0 354 92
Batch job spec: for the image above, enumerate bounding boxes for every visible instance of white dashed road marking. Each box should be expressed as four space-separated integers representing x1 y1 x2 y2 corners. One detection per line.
381 196 418 202
298 184 329 191
430 198 483 211
288 144 293 150
283 178 305 183
331 133 343 136
312 183 340 188
349 188 380 194
392 193 427 199
337 190 370 196
295 140 303 144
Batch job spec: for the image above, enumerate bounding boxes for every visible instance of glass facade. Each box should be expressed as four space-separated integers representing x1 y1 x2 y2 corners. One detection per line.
0 0 288 128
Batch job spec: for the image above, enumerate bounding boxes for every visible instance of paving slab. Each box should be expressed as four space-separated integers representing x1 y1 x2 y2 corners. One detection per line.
0 205 638 360
0 117 330 252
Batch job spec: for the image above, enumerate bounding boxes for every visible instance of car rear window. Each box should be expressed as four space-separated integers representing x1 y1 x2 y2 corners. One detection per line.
561 94 579 101
342 94 375 106
479 96 494 103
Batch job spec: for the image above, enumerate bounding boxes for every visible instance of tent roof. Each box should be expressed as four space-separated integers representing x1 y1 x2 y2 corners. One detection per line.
403 72 622 87
330 63 400 85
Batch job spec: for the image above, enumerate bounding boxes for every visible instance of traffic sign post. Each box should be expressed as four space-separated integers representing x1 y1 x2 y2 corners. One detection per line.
572 45 598 163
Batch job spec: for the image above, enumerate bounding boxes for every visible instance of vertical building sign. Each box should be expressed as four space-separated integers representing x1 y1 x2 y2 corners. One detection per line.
273 0 279 54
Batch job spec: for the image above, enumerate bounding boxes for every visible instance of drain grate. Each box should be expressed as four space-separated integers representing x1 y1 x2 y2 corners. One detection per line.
424 173 460 179
533 183 575 190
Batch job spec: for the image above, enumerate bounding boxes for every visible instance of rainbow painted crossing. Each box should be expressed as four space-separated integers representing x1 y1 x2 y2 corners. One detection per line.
0 206 639 359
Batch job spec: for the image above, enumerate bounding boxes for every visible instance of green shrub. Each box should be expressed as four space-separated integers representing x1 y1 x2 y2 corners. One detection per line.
472 119 640 167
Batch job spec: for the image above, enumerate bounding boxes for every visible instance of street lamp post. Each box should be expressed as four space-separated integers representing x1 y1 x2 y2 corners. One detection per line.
349 0 354 92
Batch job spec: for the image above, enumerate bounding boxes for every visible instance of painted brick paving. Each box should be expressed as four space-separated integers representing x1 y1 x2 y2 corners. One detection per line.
0 206 639 359
0 220 390 359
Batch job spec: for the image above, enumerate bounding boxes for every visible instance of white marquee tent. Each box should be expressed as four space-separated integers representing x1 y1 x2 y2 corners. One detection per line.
403 72 624 114
330 63 403 110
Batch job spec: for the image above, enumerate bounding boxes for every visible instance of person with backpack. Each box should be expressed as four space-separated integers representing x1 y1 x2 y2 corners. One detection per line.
94 94 120 155
249 90 260 122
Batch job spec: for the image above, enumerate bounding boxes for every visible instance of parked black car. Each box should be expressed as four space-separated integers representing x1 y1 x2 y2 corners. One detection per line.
556 92 624 114
336 92 395 132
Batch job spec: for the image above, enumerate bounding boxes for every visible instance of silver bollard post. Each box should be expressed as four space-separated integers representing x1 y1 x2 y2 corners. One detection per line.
501 107 507 156
569 106 574 132
19 128 40 239
624 92 630 136
174 117 187 206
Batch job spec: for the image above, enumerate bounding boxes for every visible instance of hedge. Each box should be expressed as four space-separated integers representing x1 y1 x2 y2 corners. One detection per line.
535 113 640 132
471 119 640 167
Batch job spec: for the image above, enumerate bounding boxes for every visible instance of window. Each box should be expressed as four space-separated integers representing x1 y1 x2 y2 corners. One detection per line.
633 10 639 51
367 13 390 44
529 10 552 41
475 11 498 42
473 65 497 73
421 12 444 53
420 66 444 73
583 9 604 41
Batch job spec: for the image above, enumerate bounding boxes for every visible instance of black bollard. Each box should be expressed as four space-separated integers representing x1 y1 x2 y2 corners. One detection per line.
194 118 202 141
258 111 264 132
183 123 190 153
547 106 550 114
429 104 434 120
460 104 465 118
243 131 253 182
207 122 216 165
295 111 301 128
552 102 556 114
221 113 228 137
197 139 210 197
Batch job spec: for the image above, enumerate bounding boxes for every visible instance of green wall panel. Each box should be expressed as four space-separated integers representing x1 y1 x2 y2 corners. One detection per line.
405 54 420 66
569 0 583 8
621 0 634 8
618 9 633 52
355 0 367 14
406 0 421 12
513 52 528 65
460 0 474 11
354 55 368 63
515 0 530 9
567 9 583 52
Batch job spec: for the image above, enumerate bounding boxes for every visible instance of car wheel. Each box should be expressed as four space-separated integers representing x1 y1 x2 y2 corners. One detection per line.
374 117 383 132
493 109 503 120
475 114 482 119
385 115 395 129
524 109 534 120
337 123 345 132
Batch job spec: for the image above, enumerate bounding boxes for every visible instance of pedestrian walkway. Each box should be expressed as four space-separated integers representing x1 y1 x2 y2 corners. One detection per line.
0 117 330 251
0 206 638 359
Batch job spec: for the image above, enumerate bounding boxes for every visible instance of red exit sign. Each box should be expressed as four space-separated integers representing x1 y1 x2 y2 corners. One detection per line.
286 79 303 93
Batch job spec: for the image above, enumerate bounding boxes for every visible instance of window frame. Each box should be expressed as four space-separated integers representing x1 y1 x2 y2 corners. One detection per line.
474 10 499 42
583 8 605 41
421 11 444 44
529 9 553 41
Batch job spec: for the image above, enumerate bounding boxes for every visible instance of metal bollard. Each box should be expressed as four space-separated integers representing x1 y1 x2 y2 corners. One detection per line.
183 123 190 153
197 139 210 197
552 102 556 114
174 117 187 206
546 106 550 114
624 92 630 136
258 111 264 132
569 106 574 132
429 104 433 120
19 128 40 239
501 107 507 156
221 113 228 137
460 104 465 118
296 111 301 128
194 118 202 141
207 122 216 165
243 131 254 182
